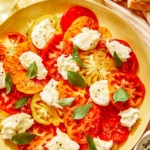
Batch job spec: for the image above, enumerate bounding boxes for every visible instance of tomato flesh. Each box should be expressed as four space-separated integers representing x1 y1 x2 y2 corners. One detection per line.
0 87 31 115
98 104 130 143
64 103 101 144
108 72 145 110
41 34 64 81
60 5 98 32
0 32 26 61
114 39 138 74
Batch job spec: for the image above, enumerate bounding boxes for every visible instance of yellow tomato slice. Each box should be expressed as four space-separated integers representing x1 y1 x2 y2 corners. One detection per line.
31 94 63 126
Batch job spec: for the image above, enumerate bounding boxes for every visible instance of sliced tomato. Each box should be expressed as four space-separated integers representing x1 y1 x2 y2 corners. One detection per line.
31 93 63 126
58 79 90 108
64 103 101 144
0 32 26 61
98 103 129 143
108 72 145 110
41 34 64 81
79 48 117 86
18 121 56 150
3 42 48 94
113 39 138 74
63 16 99 54
60 5 98 32
0 86 31 115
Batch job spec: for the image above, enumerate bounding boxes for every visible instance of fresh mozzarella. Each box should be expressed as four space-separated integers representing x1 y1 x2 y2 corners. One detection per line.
1 113 34 140
118 107 139 129
106 40 131 62
19 51 48 80
57 54 79 80
0 62 6 89
31 19 55 49
71 27 100 51
40 79 62 109
45 128 80 150
89 80 110 106
93 137 113 150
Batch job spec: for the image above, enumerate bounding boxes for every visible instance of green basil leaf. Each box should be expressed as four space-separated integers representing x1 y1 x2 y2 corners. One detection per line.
27 61 38 79
113 88 130 102
86 135 98 150
11 132 37 145
14 96 30 109
114 51 123 68
58 98 75 106
72 45 79 59
72 103 92 119
5 73 13 94
72 45 85 68
67 71 86 88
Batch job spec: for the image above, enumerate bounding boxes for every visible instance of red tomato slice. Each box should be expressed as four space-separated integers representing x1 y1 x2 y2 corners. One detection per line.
108 72 145 111
98 104 130 143
58 79 90 108
18 122 56 150
114 39 138 74
64 103 101 144
0 86 31 115
0 32 26 61
60 6 98 32
41 34 64 81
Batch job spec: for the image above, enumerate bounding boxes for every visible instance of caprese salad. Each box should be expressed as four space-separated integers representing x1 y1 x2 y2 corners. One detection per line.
0 5 145 150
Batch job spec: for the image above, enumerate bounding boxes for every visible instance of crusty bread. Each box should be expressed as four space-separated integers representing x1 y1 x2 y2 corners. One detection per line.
127 0 150 11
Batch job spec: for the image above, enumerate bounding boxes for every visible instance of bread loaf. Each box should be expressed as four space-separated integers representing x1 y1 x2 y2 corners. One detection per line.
127 0 150 11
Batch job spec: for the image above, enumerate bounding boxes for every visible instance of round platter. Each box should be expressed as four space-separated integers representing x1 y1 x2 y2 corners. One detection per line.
0 0 150 150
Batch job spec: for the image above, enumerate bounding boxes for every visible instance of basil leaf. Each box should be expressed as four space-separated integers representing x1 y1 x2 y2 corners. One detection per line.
86 135 97 150
72 103 92 119
58 98 75 106
27 61 38 79
72 45 85 68
67 71 86 88
5 73 13 94
114 51 123 68
14 96 30 109
113 88 130 102
11 132 37 145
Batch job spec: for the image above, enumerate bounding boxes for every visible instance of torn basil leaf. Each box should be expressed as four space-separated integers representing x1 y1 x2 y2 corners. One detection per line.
27 61 38 79
113 88 130 103
114 51 123 68
58 98 75 106
5 73 13 94
14 96 30 109
11 132 37 145
86 135 98 150
67 71 86 88
72 103 92 119
72 45 85 68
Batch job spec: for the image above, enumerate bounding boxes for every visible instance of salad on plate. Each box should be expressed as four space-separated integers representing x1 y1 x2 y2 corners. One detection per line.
0 5 145 150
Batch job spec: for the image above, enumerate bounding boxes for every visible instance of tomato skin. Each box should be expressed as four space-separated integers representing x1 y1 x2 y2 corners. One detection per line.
60 6 98 32
18 122 56 150
114 39 139 74
64 103 101 144
0 32 26 61
0 86 31 115
41 34 64 81
118 51 138 74
31 94 63 126
108 72 145 110
98 104 130 143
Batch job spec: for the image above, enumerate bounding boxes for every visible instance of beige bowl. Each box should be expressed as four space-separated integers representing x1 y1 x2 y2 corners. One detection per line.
0 0 150 150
